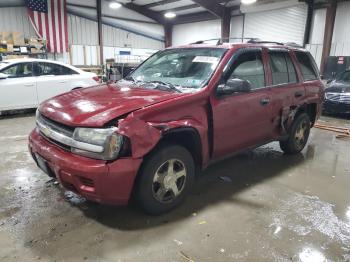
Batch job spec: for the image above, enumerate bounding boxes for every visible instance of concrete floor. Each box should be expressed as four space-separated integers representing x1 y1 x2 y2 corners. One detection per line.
0 113 350 262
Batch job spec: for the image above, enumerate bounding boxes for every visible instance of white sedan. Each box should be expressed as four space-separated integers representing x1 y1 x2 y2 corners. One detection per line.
0 58 99 112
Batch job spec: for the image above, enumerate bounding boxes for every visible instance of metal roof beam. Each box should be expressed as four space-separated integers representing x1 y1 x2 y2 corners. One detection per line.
190 0 226 18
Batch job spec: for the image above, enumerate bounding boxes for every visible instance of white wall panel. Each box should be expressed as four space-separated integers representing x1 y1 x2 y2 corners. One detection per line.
172 19 221 46
309 8 326 45
230 15 244 42
244 4 307 45
68 14 99 45
332 1 350 56
102 24 163 50
0 7 36 37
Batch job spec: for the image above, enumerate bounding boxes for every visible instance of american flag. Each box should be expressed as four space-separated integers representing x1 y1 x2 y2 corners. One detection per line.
26 0 68 53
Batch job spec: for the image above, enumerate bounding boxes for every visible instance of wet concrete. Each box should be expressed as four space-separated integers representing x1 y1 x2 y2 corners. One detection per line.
0 113 349 261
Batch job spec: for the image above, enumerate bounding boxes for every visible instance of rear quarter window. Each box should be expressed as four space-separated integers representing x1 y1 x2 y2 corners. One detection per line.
295 51 319 81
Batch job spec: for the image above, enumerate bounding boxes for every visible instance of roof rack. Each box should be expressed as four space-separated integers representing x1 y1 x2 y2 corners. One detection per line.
190 37 259 46
247 39 284 45
189 38 304 48
247 39 304 48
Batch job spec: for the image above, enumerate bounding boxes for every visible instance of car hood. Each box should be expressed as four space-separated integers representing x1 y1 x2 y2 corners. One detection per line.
39 82 182 127
326 81 350 93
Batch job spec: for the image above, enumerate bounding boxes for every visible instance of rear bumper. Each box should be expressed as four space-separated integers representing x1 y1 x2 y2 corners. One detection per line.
28 128 142 205
324 100 350 114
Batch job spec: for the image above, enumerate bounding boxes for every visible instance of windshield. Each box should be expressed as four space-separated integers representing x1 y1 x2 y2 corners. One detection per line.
337 70 350 83
128 48 226 92
0 62 9 70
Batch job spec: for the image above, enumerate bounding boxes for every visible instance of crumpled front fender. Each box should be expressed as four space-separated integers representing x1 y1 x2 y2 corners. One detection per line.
118 114 162 158
117 114 209 165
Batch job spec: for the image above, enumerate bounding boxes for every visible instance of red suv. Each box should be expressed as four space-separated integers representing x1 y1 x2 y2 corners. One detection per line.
28 42 324 215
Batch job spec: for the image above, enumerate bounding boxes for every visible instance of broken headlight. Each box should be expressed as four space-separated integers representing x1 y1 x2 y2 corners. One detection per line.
72 127 124 160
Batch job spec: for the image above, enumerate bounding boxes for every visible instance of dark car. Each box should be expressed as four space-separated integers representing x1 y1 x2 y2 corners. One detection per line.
29 42 324 215
324 70 350 114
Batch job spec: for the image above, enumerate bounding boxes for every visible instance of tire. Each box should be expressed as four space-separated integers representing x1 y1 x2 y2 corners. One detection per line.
280 113 311 155
135 144 195 215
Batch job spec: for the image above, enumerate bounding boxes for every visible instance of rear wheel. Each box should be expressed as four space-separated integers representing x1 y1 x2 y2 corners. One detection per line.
135 144 195 215
280 113 311 154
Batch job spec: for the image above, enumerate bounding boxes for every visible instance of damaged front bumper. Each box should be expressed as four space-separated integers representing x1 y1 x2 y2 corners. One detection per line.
28 128 142 205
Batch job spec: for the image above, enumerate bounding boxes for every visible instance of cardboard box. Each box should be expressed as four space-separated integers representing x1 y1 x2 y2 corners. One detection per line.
6 44 13 53
13 32 25 45
30 47 42 54
5 55 28 60
1 32 13 44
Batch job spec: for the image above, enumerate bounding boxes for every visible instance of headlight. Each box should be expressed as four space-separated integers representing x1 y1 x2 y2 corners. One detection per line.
72 127 124 160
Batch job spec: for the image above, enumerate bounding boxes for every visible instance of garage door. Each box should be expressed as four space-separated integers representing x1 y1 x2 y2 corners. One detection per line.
244 4 308 45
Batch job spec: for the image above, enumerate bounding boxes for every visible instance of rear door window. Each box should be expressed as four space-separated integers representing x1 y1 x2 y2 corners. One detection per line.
295 51 319 81
36 63 78 76
269 51 298 85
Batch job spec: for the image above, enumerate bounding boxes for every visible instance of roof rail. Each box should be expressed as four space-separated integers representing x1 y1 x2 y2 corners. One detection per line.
190 37 260 46
247 39 284 45
247 39 304 48
284 42 303 48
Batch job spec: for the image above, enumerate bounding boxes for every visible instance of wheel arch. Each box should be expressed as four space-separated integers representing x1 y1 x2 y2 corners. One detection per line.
295 103 317 126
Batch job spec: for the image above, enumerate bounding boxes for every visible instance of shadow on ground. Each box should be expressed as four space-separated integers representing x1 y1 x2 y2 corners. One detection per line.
73 144 311 231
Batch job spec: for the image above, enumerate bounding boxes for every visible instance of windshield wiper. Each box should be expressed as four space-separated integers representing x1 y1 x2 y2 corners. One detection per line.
146 81 182 93
124 76 135 82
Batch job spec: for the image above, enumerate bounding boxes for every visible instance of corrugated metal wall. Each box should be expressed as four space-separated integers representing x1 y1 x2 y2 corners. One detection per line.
68 15 99 45
67 14 163 49
244 4 308 45
102 24 163 49
0 7 36 37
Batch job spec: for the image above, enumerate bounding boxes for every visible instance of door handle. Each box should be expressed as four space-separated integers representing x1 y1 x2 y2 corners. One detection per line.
59 81 67 83
260 98 270 106
24 83 34 87
295 91 304 98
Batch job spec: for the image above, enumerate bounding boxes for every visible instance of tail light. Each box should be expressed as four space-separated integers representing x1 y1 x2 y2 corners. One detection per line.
92 76 100 83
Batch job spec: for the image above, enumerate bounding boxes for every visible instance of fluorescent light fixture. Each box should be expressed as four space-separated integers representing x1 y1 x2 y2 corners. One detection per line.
164 12 176 18
241 0 257 4
109 1 122 9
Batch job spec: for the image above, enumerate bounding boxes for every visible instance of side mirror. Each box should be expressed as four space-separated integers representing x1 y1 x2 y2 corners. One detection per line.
326 79 333 84
0 73 8 80
217 78 251 96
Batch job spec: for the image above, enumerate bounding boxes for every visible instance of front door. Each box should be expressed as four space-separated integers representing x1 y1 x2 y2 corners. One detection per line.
211 48 274 159
0 62 38 111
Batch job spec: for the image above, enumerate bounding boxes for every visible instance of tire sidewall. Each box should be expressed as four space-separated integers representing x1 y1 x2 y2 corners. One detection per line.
136 144 195 215
289 113 311 153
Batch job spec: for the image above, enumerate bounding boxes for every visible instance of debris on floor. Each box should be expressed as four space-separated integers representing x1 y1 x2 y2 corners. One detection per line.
173 239 183 246
314 123 350 138
64 191 86 205
218 176 232 183
179 251 194 262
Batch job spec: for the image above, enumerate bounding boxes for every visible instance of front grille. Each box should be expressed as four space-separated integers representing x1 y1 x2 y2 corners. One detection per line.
38 113 74 137
37 113 74 151
36 112 104 154
326 93 350 104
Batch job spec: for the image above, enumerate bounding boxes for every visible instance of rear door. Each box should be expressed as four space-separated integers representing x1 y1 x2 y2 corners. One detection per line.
0 62 38 110
35 62 74 103
211 48 274 158
267 49 305 137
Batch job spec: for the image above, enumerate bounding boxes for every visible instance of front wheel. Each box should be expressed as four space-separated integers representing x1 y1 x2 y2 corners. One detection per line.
280 113 311 154
135 144 195 215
